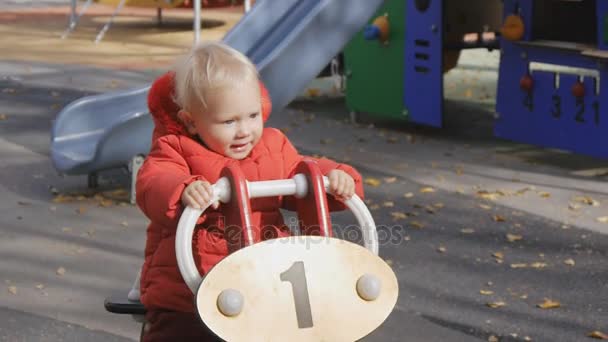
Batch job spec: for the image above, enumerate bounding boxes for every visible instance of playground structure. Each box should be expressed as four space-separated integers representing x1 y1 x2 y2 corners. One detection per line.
495 0 607 159
344 0 607 159
105 161 398 341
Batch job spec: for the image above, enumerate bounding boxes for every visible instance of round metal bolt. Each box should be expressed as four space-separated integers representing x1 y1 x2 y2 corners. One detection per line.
217 289 244 317
356 274 381 301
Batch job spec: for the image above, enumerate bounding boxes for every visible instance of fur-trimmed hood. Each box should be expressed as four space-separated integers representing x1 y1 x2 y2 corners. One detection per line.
147 72 272 141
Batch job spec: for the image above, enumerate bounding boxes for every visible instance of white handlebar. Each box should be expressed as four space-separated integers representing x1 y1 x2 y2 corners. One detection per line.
176 175 378 293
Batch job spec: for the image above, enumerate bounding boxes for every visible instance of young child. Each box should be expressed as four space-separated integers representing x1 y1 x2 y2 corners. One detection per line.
136 41 364 341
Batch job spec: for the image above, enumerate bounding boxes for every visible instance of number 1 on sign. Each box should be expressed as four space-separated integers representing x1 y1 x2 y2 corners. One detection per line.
280 261 314 329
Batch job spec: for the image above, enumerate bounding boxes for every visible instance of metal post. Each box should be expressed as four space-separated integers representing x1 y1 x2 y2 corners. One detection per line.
194 0 201 44
70 0 77 25
94 0 127 44
244 0 252 12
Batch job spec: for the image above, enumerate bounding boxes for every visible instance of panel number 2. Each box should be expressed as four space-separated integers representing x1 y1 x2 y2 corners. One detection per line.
280 261 314 329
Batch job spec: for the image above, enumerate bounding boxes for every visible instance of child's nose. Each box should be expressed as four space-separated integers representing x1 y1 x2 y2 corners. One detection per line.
235 122 251 137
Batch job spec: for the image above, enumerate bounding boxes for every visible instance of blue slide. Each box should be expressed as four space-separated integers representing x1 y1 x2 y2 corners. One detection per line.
50 0 385 177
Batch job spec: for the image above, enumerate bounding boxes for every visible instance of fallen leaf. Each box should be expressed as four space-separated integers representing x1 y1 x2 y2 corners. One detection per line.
563 258 575 266
8 286 17 295
510 263 528 268
410 221 425 229
386 137 399 144
537 298 560 309
480 290 494 295
391 212 407 220
588 331 608 339
385 259 393 266
476 190 504 201
479 204 492 210
538 191 551 198
35 284 45 290
99 199 113 207
493 215 506 222
437 246 446 253
56 267 66 276
61 227 72 233
404 192 414 198
506 233 523 242
0 114 7 120
306 88 320 97
597 217 608 224
460 228 475 234
425 206 436 214
120 221 129 227
530 262 548 269
568 203 581 211
433 203 444 209
420 187 436 193
364 178 381 187
370 204 380 210
465 89 473 98
488 336 499 342
382 201 394 208
486 301 506 308
76 206 86 214
384 177 397 183
573 196 600 207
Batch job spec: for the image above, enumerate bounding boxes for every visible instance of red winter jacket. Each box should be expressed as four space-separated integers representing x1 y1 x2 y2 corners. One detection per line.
136 73 364 313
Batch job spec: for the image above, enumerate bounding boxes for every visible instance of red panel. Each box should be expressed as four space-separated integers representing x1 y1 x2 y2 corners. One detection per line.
220 164 255 252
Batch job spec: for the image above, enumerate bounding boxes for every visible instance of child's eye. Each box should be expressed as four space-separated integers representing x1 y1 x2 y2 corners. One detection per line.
249 112 259 119
223 120 235 125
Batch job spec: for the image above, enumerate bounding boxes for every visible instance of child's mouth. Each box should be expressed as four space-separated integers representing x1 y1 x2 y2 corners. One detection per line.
230 143 249 152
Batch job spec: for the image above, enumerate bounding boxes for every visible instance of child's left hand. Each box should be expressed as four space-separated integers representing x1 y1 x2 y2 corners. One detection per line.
327 169 355 200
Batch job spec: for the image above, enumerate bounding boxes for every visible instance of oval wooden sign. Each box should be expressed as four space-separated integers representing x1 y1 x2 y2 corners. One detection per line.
196 236 399 341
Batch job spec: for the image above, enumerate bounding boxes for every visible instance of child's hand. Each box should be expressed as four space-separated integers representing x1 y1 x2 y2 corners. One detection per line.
182 181 219 209
327 169 355 200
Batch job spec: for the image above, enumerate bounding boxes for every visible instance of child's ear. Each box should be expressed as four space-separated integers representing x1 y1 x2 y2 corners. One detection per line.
177 110 197 135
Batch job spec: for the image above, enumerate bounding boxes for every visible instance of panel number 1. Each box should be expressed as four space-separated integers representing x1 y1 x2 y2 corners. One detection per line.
280 261 314 329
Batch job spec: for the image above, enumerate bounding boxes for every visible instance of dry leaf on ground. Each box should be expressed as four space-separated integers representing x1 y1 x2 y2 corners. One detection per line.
461 228 475 234
510 263 528 268
8 286 17 295
437 246 446 253
384 177 397 183
383 201 394 208
588 331 608 339
573 196 600 207
364 178 381 187
563 259 575 266
530 262 548 269
537 298 560 309
479 204 492 210
479 290 494 295
404 192 414 198
493 215 506 222
486 301 506 308
56 267 66 276
391 212 407 220
506 233 523 242
597 217 608 224
420 187 436 193
410 221 425 229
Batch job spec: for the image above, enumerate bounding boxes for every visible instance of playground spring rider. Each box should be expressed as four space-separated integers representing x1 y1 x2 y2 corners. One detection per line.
106 160 399 341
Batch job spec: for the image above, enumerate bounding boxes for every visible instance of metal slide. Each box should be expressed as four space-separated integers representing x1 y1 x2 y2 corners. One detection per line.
50 0 385 177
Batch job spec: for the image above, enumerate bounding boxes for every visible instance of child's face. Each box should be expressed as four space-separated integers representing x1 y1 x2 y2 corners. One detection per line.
186 81 263 160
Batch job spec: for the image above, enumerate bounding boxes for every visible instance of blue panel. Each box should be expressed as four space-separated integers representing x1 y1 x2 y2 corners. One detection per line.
598 0 608 50
496 43 608 159
403 0 443 127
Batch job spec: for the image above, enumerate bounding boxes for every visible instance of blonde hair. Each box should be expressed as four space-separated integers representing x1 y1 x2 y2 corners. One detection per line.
173 41 259 111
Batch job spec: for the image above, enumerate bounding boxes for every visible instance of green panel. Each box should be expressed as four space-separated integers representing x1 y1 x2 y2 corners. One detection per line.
344 0 406 120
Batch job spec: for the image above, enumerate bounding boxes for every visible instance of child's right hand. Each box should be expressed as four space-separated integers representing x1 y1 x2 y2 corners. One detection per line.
181 180 219 209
